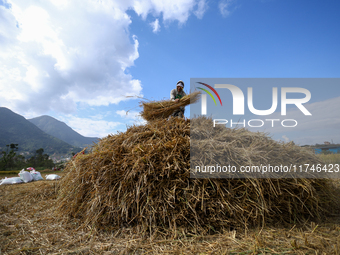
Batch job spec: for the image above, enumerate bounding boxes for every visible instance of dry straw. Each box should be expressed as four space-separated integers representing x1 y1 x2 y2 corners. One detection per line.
55 117 334 237
140 91 200 121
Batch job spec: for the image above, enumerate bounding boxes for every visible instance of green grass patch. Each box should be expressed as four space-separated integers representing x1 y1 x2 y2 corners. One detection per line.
317 153 340 164
0 170 20 176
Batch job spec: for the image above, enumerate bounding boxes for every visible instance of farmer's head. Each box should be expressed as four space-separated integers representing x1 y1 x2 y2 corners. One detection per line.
176 80 184 92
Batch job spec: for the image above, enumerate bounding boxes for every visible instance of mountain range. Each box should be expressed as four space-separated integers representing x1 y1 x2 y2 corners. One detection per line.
28 115 98 148
0 107 99 156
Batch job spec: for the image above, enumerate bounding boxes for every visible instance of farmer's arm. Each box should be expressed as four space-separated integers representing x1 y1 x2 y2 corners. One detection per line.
170 89 176 101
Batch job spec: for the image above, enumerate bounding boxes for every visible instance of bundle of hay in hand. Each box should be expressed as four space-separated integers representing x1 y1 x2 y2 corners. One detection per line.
55 117 336 237
140 91 200 121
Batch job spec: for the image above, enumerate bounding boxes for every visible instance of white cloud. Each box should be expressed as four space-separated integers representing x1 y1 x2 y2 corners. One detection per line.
150 18 160 33
132 0 207 24
0 0 206 118
219 0 234 17
281 135 290 142
194 0 207 19
0 0 142 116
90 112 111 120
59 115 122 138
0 4 17 46
116 109 147 125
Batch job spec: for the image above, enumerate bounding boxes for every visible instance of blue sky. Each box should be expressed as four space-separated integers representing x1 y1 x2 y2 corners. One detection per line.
0 0 339 144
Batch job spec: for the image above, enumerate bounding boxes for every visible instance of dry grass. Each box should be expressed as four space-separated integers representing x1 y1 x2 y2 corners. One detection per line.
54 117 337 238
0 178 340 254
190 117 329 178
140 91 200 121
1 117 340 254
318 153 340 164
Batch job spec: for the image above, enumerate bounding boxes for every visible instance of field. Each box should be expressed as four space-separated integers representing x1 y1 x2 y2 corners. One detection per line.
0 170 340 254
0 169 63 177
317 153 340 164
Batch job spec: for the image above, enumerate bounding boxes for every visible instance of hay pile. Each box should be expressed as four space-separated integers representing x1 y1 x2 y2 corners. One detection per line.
55 117 333 236
190 117 326 179
140 91 200 121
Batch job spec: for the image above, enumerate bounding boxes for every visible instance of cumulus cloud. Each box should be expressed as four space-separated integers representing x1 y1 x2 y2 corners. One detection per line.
0 0 141 116
0 0 207 118
59 115 122 138
150 18 160 33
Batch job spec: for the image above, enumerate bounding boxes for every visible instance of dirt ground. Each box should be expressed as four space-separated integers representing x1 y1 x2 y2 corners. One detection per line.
1 175 340 255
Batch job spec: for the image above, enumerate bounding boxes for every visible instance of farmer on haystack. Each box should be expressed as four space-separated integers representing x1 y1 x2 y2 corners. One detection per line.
170 80 186 118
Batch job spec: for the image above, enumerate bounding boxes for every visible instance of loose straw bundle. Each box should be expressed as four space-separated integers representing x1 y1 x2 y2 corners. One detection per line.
140 91 200 121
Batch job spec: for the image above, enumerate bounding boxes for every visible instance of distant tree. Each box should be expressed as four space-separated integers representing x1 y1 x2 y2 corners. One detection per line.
14 154 26 169
0 143 19 170
27 148 54 169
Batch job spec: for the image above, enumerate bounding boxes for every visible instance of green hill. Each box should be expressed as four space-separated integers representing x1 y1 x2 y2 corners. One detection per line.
0 107 77 155
28 115 99 148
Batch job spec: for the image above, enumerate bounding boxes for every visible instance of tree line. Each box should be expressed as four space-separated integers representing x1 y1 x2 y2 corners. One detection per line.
0 144 54 171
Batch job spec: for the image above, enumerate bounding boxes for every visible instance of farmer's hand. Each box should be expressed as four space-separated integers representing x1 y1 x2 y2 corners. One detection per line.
175 99 179 102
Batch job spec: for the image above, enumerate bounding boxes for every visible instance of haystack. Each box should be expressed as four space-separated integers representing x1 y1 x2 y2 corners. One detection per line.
55 117 334 236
